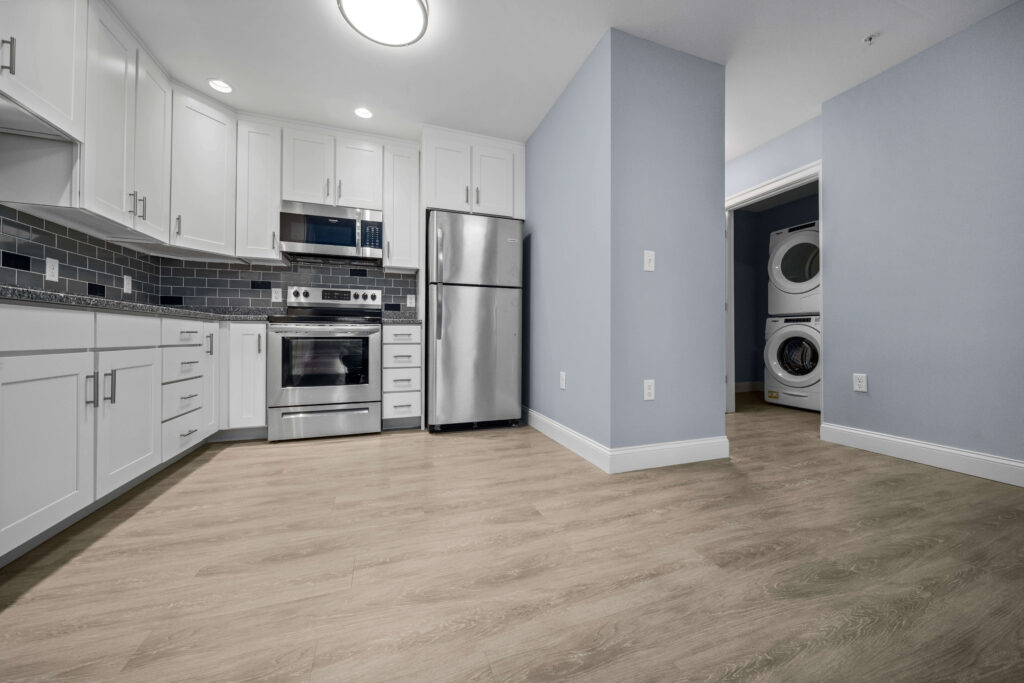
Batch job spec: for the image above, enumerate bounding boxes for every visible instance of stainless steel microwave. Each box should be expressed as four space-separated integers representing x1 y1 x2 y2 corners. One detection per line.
278 201 383 260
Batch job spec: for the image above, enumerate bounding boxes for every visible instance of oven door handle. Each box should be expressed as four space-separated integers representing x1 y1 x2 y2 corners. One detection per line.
269 325 381 337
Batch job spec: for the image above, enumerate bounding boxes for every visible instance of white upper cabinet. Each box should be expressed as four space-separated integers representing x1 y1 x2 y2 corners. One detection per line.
170 90 236 255
0 0 88 141
472 144 515 217
336 135 382 210
383 143 420 270
236 120 282 261
422 127 524 219
131 49 172 241
80 0 170 242
425 137 471 212
81 0 135 228
282 127 334 205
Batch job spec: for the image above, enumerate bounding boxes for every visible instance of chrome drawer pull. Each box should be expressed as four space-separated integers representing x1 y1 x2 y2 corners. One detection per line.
180 360 200 366
85 372 99 406
180 394 199 400
1 36 16 75
393 354 413 359
180 428 198 438
180 330 199 335
393 333 412 338
393 404 412 409
394 378 412 384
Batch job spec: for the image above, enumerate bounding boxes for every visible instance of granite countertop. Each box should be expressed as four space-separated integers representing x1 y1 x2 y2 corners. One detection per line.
0 286 421 323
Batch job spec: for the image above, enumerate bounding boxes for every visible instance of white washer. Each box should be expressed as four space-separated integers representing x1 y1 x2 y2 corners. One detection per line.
768 222 820 316
764 315 821 412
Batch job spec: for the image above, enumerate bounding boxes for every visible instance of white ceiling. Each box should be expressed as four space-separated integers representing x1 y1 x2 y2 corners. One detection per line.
110 0 1015 160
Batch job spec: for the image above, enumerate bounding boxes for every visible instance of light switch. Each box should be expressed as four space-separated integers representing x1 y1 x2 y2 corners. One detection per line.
643 250 655 272
45 258 59 282
644 379 655 401
123 275 132 293
853 373 868 392
559 371 566 390
407 294 416 308
271 288 283 302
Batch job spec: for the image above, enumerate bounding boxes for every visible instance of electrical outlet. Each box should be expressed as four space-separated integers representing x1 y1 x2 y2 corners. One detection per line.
123 275 132 293
271 288 283 303
644 379 655 401
643 250 655 272
45 257 59 282
559 371 566 390
407 294 416 308
853 373 868 392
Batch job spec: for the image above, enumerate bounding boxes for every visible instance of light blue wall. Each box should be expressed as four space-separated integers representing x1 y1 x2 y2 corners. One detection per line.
821 0 1024 460
609 30 725 448
524 33 612 445
725 117 821 197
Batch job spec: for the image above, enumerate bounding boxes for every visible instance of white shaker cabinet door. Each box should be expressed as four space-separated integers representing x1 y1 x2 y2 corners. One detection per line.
236 120 282 260
0 352 95 557
335 135 382 210
0 0 88 141
425 137 471 212
471 144 515 218
131 49 172 242
383 144 419 270
282 128 334 205
228 323 266 428
200 321 220 439
95 348 162 498
170 91 236 256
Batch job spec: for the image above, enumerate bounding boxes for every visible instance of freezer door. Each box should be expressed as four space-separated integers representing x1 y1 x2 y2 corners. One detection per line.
427 211 522 287
428 284 521 425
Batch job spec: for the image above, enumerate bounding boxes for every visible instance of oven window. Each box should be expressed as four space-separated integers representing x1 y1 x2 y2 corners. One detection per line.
282 337 369 387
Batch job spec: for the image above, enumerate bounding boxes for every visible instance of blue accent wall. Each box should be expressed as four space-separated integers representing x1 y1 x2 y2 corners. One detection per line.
726 117 821 197
821 0 1024 460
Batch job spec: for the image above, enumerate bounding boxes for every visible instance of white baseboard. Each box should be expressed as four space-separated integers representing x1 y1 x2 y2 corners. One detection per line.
735 381 763 393
820 423 1024 488
525 408 729 474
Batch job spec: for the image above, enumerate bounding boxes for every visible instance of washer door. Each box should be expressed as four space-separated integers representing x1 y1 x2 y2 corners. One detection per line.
769 229 820 295
765 324 821 388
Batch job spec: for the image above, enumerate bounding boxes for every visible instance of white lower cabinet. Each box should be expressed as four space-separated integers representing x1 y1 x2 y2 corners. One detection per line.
228 323 266 428
0 352 95 557
200 321 220 438
162 405 205 461
382 325 422 428
95 348 162 498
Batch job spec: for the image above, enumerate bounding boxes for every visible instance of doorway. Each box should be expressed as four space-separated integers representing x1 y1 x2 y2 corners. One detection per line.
725 162 822 414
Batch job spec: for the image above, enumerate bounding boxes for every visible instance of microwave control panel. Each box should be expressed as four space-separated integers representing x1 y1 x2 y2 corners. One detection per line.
361 222 383 249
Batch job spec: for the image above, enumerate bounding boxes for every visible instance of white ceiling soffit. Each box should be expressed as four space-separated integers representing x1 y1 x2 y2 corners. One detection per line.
109 0 1016 160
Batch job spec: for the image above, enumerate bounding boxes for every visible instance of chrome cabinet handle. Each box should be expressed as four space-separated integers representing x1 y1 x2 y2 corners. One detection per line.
257 333 262 354
337 179 342 198
103 370 117 404
464 185 469 203
325 178 330 200
85 372 99 406
180 393 199 400
138 195 147 220
271 231 276 249
180 428 198 438
386 240 390 260
128 191 137 215
176 215 182 235
206 333 214 355
476 187 480 205
1 37 15 75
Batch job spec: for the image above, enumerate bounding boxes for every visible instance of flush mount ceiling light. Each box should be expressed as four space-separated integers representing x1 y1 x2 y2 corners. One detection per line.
338 0 429 47
354 107 373 119
208 79 233 93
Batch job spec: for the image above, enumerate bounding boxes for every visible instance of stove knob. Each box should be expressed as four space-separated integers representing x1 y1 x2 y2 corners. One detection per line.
362 293 368 300
302 290 310 298
370 293 377 301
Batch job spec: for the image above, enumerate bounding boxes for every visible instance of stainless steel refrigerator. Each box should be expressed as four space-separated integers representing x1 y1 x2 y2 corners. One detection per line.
427 210 523 429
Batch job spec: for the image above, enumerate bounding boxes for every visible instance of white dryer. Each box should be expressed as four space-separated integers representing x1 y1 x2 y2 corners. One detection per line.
768 222 820 315
764 315 821 412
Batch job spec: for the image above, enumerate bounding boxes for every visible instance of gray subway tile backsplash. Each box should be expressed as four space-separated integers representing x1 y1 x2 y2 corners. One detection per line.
0 207 419 315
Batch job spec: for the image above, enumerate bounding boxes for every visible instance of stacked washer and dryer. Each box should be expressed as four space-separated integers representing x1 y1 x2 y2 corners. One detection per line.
764 222 822 411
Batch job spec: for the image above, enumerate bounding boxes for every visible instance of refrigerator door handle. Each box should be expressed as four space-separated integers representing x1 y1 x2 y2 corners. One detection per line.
435 284 442 340
435 223 443 282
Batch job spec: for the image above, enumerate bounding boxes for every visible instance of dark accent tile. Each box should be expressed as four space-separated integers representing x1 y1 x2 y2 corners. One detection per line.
43 220 68 236
0 205 18 220
76 243 97 259
59 264 78 280
67 280 88 295
18 212 44 229
17 270 44 289
65 228 90 243
44 278 67 293
96 248 114 262
85 235 107 249
67 252 88 268
384 303 401 311
105 262 123 276
17 238 45 258
87 283 106 297
2 220 34 239
250 280 271 289
0 268 16 285
160 295 183 306
349 268 367 277
30 257 45 273
2 251 31 271
31 229 56 247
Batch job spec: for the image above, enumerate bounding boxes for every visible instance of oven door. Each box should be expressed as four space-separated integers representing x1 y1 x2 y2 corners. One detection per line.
268 324 381 407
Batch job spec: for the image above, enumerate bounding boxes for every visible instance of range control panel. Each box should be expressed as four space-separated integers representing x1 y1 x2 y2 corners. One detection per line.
287 286 383 309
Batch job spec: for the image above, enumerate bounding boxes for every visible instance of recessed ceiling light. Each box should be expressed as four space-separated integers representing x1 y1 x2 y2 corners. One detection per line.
208 79 233 93
338 0 428 47
354 107 373 119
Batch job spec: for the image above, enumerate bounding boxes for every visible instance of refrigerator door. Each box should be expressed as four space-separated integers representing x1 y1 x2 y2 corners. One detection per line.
428 284 521 425
428 211 523 287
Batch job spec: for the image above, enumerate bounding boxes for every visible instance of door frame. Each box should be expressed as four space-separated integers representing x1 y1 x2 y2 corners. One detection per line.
724 160 822 414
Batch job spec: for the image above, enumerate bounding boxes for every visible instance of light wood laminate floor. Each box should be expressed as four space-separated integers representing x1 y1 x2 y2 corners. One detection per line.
2 393 1023 682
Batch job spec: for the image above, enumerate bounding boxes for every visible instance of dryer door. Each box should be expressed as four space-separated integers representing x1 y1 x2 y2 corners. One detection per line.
769 229 820 295
765 324 821 388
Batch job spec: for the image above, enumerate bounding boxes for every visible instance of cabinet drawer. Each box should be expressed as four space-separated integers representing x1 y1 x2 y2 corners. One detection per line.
382 344 421 368
0 304 94 352
162 408 205 461
383 391 421 419
383 325 421 344
96 313 160 349
162 377 203 421
383 368 420 393
162 345 206 383
161 318 206 346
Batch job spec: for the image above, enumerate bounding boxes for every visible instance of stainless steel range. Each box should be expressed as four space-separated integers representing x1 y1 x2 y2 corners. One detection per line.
267 286 382 441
